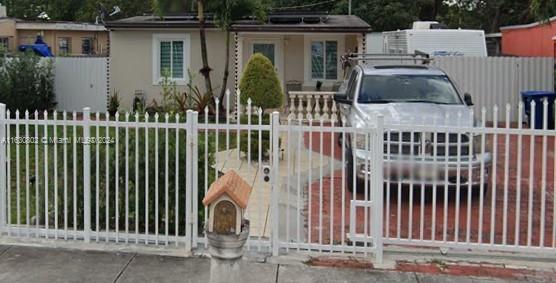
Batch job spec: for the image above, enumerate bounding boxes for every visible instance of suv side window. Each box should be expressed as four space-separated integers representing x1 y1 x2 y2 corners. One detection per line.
346 70 359 100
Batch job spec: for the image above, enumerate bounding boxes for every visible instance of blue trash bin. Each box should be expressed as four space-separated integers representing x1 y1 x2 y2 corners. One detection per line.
521 91 556 129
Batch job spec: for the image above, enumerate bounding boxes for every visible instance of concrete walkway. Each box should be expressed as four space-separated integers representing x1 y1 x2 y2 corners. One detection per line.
0 245 518 283
214 130 340 239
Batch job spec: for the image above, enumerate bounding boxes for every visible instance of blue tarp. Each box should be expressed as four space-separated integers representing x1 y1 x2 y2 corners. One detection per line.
18 36 54 57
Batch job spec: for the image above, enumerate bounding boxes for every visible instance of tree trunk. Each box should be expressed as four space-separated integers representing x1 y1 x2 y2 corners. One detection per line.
218 30 231 113
197 0 213 97
433 0 442 20
490 2 502 33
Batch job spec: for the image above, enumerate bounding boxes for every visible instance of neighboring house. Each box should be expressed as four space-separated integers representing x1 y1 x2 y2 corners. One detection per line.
500 16 556 57
105 13 370 109
0 5 108 56
485 33 502 56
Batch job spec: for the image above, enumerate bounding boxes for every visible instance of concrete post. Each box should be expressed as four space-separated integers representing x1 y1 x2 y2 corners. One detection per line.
207 221 249 283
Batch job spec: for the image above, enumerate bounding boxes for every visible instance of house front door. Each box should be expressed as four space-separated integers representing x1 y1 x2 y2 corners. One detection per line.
250 40 284 86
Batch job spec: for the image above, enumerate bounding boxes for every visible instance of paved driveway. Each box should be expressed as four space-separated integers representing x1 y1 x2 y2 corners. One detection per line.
302 131 555 247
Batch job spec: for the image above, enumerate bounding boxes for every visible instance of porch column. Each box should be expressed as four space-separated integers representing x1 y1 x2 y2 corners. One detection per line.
234 32 242 115
357 32 366 54
234 32 240 92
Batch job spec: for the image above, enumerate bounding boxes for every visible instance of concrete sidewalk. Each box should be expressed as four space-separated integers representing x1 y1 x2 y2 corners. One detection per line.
0 245 526 283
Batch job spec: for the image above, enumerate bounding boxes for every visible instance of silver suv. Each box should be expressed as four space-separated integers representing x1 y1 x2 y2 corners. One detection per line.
334 60 492 193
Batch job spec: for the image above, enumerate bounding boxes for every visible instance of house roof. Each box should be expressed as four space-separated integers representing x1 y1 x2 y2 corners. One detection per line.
106 13 371 33
202 170 252 209
106 15 216 29
500 16 556 31
16 21 106 31
231 15 370 33
0 18 106 31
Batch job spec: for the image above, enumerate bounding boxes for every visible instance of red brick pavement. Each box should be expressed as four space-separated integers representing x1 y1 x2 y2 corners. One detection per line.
302 131 556 247
308 256 556 280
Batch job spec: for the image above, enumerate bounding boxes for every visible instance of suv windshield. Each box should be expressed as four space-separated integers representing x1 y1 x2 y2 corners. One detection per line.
357 75 463 105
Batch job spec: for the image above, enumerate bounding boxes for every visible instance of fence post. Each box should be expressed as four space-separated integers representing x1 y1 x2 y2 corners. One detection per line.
185 110 193 253
271 111 280 256
372 114 384 264
190 111 199 250
82 107 91 243
0 104 6 230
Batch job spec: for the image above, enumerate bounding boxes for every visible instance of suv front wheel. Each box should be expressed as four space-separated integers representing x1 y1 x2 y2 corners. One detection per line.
346 146 364 193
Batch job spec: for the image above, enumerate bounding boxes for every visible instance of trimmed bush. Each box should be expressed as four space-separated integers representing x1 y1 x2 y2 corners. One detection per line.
239 53 283 111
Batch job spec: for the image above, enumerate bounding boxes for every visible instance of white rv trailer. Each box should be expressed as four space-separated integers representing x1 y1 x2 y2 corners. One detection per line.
380 21 488 57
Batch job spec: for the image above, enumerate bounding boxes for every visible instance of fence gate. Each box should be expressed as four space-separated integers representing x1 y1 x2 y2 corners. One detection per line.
270 113 384 261
191 92 385 261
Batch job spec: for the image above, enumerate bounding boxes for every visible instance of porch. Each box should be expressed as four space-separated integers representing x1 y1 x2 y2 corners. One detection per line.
233 14 369 90
234 32 362 121
231 14 368 121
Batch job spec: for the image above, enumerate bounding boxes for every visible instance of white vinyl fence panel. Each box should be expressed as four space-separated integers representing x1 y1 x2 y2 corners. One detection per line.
432 57 555 121
54 57 108 112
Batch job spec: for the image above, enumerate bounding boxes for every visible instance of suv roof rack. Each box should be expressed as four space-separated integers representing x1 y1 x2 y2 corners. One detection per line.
341 51 433 69
373 65 430 69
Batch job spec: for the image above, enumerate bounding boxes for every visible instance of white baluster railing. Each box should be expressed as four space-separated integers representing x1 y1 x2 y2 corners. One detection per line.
287 91 337 122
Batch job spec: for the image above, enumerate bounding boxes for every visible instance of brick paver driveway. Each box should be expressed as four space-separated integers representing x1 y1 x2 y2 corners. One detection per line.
303 131 555 247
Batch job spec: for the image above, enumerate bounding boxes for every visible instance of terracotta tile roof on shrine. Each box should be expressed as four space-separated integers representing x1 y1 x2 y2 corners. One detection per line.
202 170 253 209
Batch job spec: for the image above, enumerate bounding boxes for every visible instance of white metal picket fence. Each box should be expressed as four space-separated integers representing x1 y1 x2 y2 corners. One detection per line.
1 93 556 262
380 102 556 254
0 107 199 249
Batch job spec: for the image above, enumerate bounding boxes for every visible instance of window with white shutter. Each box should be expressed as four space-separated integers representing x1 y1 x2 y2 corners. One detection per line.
153 34 190 85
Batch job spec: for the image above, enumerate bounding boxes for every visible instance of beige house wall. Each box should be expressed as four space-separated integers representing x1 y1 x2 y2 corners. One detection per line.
110 29 232 109
110 30 362 109
239 33 361 91
283 35 304 84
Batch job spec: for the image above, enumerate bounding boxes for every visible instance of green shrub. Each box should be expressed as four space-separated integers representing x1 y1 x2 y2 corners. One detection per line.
107 90 120 116
0 51 56 112
8 120 215 235
239 53 283 111
157 69 214 115
88 123 215 234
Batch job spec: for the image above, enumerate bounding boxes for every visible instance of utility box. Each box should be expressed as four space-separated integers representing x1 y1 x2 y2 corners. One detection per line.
203 170 252 235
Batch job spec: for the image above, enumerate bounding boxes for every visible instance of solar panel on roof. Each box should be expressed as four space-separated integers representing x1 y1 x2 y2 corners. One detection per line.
269 16 303 24
303 17 321 24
